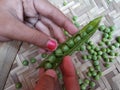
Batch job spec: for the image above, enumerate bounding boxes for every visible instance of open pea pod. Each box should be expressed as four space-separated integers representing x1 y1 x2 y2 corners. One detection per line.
37 16 102 70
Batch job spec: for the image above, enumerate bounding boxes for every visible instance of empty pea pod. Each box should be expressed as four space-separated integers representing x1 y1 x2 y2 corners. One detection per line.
37 17 102 69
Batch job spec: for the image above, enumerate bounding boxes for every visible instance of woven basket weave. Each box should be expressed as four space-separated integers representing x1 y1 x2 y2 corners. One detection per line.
5 0 120 90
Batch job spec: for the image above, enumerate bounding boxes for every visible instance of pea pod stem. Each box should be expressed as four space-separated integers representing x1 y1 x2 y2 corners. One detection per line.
36 16 102 69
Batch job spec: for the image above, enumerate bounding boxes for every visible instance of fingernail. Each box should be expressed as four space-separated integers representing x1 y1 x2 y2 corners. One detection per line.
46 39 58 51
45 70 57 81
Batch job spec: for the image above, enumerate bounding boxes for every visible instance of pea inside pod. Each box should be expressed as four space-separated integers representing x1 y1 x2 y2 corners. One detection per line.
37 16 102 69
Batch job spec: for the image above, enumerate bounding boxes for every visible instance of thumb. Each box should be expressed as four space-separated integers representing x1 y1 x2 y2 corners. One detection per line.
35 70 57 90
0 12 57 51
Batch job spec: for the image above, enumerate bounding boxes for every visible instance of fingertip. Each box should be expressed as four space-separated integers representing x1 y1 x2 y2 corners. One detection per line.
61 56 76 76
46 39 58 51
64 20 78 35
45 69 57 81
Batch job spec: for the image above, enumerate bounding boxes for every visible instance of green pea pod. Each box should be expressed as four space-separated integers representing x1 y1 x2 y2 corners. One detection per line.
36 16 102 69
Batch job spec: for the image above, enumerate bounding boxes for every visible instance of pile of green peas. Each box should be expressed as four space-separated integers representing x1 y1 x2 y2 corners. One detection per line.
78 24 120 89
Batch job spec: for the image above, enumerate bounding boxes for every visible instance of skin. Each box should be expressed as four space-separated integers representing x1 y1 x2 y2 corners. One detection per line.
35 56 80 90
0 0 78 50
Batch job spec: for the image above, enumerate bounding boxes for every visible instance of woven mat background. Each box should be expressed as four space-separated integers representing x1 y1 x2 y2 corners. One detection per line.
4 0 120 90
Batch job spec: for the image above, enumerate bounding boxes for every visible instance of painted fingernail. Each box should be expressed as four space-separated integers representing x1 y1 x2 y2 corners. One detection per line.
46 39 58 51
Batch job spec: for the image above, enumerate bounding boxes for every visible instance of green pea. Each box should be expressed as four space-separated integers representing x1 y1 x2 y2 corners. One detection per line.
99 25 106 31
88 41 94 45
91 71 97 76
106 48 111 53
109 45 115 50
86 45 91 50
97 51 103 55
104 63 110 68
74 36 81 43
41 53 48 58
116 36 120 43
98 71 103 76
97 55 101 60
66 39 74 48
93 61 99 66
74 22 80 28
87 55 92 60
15 82 22 89
55 48 63 57
82 55 87 60
101 48 106 53
104 27 111 33
72 16 78 21
48 55 56 63
109 25 115 31
80 32 87 37
107 35 112 40
22 60 29 66
95 65 101 71
63 1 67 6
109 58 114 62
98 41 104 46
102 38 107 42
103 33 109 38
115 52 119 56
95 47 100 51
30 58 36 64
80 45 86 51
79 79 83 85
81 84 86 90
109 52 115 56
93 51 97 56
90 45 96 49
89 66 94 72
88 50 94 55
64 30 68 35
113 43 120 48
92 55 97 61
108 32 112 36
105 41 111 46
102 53 108 59
84 79 90 84
94 75 100 80
62 45 69 53
89 81 96 87
104 58 109 62
44 62 53 69
86 25 94 33
87 71 92 77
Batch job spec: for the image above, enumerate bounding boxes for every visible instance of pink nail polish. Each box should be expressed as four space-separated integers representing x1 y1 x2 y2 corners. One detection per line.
46 39 58 51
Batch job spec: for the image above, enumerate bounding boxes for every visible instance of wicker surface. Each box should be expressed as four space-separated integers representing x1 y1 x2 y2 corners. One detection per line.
4 0 120 90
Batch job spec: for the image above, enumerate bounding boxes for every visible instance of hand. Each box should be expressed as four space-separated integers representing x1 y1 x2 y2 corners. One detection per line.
34 56 80 90
0 0 78 51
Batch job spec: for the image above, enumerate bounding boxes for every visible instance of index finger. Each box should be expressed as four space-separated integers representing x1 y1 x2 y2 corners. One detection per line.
34 0 78 34
60 56 80 90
